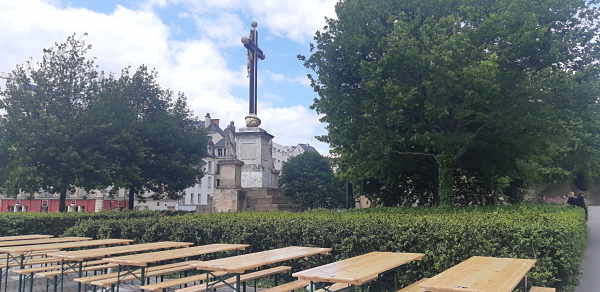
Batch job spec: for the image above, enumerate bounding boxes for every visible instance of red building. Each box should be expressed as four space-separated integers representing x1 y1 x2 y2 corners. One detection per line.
0 199 127 213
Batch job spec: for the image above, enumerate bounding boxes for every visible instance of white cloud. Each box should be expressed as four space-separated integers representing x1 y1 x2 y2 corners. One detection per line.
0 0 330 154
246 0 338 42
145 0 338 42
266 70 310 87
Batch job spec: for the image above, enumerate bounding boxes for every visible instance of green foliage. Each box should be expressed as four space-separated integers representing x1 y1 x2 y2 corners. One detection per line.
0 34 208 210
0 34 101 211
0 211 168 236
279 151 345 209
301 0 600 205
86 66 208 208
63 205 585 291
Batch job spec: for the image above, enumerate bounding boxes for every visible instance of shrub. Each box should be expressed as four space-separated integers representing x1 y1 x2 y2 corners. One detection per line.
63 204 586 292
0 210 168 236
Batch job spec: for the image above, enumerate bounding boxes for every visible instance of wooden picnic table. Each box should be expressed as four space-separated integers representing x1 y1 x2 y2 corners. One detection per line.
2 239 131 292
47 241 195 292
0 235 53 242
191 246 332 292
0 237 89 292
293 252 424 291
0 239 132 256
0 237 89 248
419 256 536 292
107 243 249 292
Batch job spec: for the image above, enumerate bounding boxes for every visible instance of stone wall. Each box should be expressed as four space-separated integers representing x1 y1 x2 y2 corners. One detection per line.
243 188 297 211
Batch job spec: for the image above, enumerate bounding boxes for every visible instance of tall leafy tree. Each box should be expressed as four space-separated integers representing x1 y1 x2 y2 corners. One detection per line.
85 66 208 209
302 0 600 205
0 35 100 211
0 35 208 211
280 151 345 210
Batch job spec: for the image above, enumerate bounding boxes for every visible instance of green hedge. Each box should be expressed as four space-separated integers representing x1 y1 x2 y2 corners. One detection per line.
0 210 181 236
62 204 586 292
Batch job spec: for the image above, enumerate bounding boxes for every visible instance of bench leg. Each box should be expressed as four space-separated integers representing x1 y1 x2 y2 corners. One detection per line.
140 267 146 292
53 276 57 292
29 273 34 292
60 261 64 292
77 262 84 292
3 257 8 292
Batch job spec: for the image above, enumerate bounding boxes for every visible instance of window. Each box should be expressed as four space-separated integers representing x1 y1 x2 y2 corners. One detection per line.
156 202 160 207
208 161 212 173
217 148 223 157
197 194 201 204
216 179 221 187
208 179 212 189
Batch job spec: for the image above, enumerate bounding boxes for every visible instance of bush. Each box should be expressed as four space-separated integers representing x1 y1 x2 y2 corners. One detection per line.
0 210 170 236
63 204 586 292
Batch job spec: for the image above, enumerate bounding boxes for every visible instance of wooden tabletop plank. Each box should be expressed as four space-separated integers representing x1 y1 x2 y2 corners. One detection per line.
0 239 132 255
106 243 249 267
191 246 332 273
47 241 194 262
292 252 424 286
419 256 536 292
0 235 53 242
0 237 90 248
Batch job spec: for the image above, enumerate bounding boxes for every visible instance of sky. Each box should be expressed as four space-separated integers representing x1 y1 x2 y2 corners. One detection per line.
0 0 338 154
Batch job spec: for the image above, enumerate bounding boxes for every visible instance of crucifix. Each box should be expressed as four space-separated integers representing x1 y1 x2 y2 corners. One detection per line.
242 21 265 127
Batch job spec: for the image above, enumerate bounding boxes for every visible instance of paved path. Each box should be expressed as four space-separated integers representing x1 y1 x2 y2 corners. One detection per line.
576 206 599 292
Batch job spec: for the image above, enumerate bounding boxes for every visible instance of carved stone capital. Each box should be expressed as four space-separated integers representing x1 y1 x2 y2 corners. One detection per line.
245 114 261 127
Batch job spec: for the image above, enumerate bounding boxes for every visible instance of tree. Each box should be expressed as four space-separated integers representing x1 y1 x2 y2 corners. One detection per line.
279 151 345 209
302 0 600 206
84 66 208 209
0 35 100 211
0 35 208 211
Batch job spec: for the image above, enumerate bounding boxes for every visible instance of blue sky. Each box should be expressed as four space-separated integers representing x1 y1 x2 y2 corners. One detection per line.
0 0 338 153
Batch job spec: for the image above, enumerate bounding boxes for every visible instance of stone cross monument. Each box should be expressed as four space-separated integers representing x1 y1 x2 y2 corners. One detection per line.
241 21 265 128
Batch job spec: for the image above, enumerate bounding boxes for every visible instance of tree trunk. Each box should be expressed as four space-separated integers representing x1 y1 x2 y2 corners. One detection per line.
58 190 67 212
437 154 456 206
128 188 135 210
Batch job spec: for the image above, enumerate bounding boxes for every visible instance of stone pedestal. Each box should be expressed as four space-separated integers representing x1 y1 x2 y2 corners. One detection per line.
213 159 245 212
236 127 279 188
94 192 104 213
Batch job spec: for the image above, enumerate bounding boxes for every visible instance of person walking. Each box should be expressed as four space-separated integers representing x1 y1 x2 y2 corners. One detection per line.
567 191 588 220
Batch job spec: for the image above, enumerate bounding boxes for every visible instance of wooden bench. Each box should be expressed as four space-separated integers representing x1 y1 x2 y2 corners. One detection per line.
0 250 59 261
37 263 118 279
0 257 61 269
73 262 189 285
530 287 556 292
12 259 109 275
90 262 200 288
139 271 227 291
396 278 429 292
175 266 292 292
315 283 350 292
261 280 310 292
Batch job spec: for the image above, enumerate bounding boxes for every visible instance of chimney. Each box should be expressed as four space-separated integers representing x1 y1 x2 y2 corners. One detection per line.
204 113 211 128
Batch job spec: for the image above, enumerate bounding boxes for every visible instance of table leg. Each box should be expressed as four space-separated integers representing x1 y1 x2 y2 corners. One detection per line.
235 274 241 292
17 255 24 292
310 281 315 292
75 262 83 292
139 267 146 292
52 276 57 292
29 272 34 292
116 265 121 292
3 257 7 292
60 261 64 292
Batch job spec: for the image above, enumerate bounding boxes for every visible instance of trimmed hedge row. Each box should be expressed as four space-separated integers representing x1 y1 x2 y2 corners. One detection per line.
0 210 182 236
63 204 586 292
